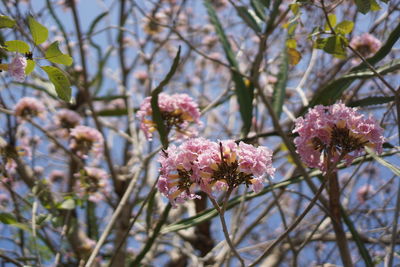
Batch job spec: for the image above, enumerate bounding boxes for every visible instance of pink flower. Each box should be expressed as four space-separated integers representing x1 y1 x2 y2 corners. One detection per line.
142 13 166 35
198 140 274 194
69 126 103 158
55 109 82 129
158 138 214 206
8 55 27 82
293 102 384 171
350 33 381 58
74 167 110 202
357 184 375 204
237 142 275 177
134 70 148 84
158 138 274 205
202 35 219 49
137 93 201 140
54 109 82 138
14 97 46 119
212 0 228 9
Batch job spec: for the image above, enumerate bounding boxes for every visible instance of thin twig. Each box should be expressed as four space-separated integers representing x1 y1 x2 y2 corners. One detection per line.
108 178 159 266
388 86 400 267
210 190 246 267
0 252 24 267
85 168 141 267
248 178 328 267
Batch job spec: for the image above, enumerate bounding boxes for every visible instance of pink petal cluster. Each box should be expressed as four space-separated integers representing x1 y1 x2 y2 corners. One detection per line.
74 167 110 202
134 70 149 84
54 109 82 138
293 102 384 171
137 93 201 140
158 138 274 206
14 97 46 119
0 139 17 174
357 184 375 204
69 125 104 158
55 109 82 129
8 55 27 82
350 33 381 58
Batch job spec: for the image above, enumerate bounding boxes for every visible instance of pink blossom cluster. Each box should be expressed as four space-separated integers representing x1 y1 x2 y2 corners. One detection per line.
54 109 82 138
14 97 46 119
74 167 110 202
0 138 17 174
55 109 82 129
293 102 384 171
357 184 375 204
69 125 104 158
137 93 201 140
350 33 381 58
8 55 27 82
134 70 148 84
158 138 274 206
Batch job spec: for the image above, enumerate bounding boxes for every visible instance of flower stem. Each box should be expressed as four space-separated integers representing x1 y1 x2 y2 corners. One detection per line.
210 190 245 267
327 171 354 267
325 151 354 267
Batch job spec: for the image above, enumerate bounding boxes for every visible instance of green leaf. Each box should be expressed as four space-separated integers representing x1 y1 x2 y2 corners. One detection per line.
44 41 73 66
87 11 109 36
96 108 137 117
314 38 327 49
25 59 35 75
205 0 254 137
28 16 48 45
290 3 299 15
0 212 18 224
335 20 354 34
355 0 371 14
343 58 400 79
0 15 16 28
251 0 267 21
261 0 271 8
287 47 302 65
286 39 296 49
41 66 72 102
0 212 31 232
91 47 113 95
323 35 347 58
324 13 337 31
304 21 400 110
4 40 30 53
145 189 157 230
272 48 288 119
58 198 76 210
236 6 262 33
93 94 127 101
370 0 381 11
151 47 181 148
307 59 400 107
286 21 298 36
348 96 394 107
365 147 400 176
